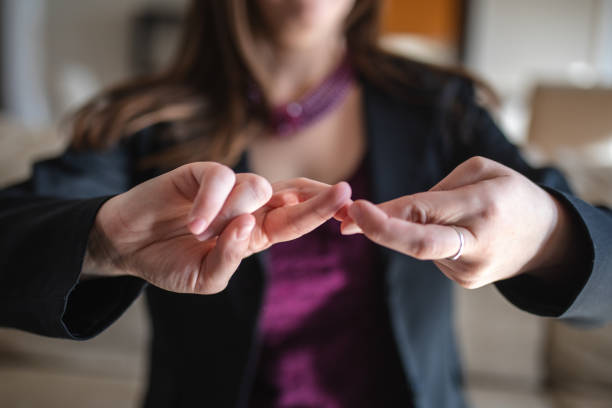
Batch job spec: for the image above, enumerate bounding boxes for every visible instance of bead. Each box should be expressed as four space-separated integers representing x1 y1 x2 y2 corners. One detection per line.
286 102 303 118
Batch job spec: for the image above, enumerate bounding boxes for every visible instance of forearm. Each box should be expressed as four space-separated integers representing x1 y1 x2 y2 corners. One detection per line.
0 195 139 337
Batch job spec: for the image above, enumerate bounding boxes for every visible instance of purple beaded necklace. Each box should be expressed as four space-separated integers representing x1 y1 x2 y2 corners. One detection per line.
250 55 355 137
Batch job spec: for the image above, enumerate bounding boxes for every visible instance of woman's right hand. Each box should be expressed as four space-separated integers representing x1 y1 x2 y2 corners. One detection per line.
84 162 350 294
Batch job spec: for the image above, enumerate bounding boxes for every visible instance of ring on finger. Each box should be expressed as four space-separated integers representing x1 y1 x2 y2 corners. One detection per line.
447 226 464 261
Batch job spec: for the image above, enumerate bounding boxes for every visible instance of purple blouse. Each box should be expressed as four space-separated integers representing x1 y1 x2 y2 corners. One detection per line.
249 160 411 407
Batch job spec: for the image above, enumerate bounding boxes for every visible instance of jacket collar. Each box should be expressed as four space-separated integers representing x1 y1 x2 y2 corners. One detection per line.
362 80 439 204
236 81 441 267
361 80 442 266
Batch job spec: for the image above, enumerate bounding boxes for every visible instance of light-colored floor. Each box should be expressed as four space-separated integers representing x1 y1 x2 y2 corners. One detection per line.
0 296 149 408
0 289 558 408
0 367 143 408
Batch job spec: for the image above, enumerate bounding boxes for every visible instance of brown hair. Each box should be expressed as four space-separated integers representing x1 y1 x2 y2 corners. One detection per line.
70 0 487 169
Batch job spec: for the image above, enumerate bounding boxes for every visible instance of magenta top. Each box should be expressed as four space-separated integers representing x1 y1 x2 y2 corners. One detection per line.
249 160 411 407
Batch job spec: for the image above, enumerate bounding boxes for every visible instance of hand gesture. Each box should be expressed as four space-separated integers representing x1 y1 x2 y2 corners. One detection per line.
341 157 574 288
89 163 351 294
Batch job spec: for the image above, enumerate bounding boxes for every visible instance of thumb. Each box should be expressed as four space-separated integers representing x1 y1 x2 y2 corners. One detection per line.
196 214 255 294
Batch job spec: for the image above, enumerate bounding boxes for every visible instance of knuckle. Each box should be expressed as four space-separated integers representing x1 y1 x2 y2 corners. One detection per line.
465 156 490 175
242 174 273 204
406 202 428 224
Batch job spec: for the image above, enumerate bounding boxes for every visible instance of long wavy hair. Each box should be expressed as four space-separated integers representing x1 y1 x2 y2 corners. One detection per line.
70 0 484 169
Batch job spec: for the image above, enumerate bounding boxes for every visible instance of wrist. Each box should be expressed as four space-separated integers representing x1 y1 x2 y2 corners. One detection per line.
524 192 577 283
81 200 130 279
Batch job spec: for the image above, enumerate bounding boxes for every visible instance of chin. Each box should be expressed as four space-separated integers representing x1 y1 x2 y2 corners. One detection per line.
259 0 354 49
278 28 334 50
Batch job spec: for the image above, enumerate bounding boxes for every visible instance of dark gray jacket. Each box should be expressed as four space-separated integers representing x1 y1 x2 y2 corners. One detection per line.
1 69 611 408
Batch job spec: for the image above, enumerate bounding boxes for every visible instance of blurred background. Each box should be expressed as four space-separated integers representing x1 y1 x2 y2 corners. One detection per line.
0 0 611 407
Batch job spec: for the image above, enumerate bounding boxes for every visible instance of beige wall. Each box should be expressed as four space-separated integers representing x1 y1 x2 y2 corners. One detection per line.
465 0 612 143
2 0 187 126
44 0 187 118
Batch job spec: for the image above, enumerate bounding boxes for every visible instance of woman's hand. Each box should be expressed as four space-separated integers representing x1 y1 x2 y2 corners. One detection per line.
247 177 352 254
340 157 575 289
195 176 352 256
86 162 351 294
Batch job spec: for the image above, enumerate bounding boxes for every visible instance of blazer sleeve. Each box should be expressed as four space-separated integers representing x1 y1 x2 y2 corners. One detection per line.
440 79 612 325
0 142 145 339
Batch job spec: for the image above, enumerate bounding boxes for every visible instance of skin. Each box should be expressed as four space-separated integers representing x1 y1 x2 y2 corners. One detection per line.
253 0 356 104
88 162 351 294
340 157 577 288
90 0 579 294
87 1 361 293
249 0 579 288
249 0 364 185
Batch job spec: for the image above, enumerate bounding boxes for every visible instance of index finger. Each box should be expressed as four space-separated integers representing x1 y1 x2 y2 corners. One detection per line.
348 199 473 260
341 186 485 235
262 182 352 244
271 177 331 193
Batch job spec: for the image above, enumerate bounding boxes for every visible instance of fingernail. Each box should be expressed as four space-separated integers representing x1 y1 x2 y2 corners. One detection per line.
236 222 254 240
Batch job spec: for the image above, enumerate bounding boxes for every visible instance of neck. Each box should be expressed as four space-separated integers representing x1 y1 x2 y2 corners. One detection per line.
253 38 347 105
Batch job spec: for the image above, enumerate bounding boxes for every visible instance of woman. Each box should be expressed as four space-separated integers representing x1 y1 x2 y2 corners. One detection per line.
3 0 611 407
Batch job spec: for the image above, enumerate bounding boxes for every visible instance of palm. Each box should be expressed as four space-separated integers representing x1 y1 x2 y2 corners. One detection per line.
131 234 216 293
100 170 219 292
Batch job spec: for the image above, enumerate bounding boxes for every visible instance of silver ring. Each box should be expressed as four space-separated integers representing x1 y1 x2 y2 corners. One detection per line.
447 226 464 261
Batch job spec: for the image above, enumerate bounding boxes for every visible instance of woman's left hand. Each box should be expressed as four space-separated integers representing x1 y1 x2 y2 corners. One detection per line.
340 156 576 288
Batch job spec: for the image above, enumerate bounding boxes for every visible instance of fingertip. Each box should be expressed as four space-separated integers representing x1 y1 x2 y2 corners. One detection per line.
324 182 352 212
189 218 208 236
334 181 352 200
349 200 389 228
234 214 256 240
197 212 251 294
261 178 274 203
